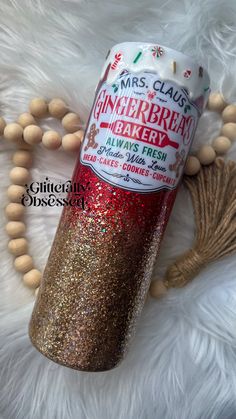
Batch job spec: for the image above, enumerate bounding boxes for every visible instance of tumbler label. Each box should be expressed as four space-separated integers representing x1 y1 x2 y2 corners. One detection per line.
80 71 199 193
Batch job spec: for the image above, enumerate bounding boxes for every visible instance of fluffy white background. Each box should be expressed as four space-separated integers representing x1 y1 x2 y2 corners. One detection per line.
1 0 236 418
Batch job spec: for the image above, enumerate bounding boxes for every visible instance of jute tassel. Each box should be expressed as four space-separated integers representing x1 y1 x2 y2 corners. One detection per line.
152 158 236 297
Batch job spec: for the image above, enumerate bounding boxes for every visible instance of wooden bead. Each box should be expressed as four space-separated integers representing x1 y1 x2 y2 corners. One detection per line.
12 150 33 168
184 156 201 176
7 185 25 203
8 238 28 256
212 136 231 155
42 130 62 149
74 129 84 142
23 269 41 288
4 123 23 142
17 112 36 128
207 92 227 112
29 98 48 118
62 112 81 133
197 145 216 165
23 125 43 144
222 105 236 123
5 203 25 220
48 98 68 119
0 116 6 135
5 221 26 238
14 254 33 273
9 167 30 185
221 123 236 141
149 280 167 298
62 133 82 152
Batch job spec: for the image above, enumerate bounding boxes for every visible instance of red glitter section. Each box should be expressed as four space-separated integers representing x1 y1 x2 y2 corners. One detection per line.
67 157 177 245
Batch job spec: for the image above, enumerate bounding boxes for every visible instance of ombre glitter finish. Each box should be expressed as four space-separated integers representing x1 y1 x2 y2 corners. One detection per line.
29 163 177 371
29 42 210 371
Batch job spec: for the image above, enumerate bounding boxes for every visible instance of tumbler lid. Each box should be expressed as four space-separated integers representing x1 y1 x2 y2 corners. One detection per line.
102 41 210 108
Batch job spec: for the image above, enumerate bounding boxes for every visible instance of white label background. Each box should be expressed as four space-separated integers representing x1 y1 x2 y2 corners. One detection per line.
80 71 199 193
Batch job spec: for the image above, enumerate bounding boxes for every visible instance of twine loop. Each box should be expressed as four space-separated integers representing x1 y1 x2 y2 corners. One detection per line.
163 159 236 290
164 248 205 289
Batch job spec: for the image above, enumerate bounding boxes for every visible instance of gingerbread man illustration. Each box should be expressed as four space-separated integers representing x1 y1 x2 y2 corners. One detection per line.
169 149 186 178
84 123 99 151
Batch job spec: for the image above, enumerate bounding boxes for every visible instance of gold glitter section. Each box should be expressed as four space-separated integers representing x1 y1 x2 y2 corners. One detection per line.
29 179 173 372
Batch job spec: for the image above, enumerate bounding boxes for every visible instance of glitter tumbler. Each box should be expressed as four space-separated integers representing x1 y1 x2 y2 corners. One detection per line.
29 42 210 371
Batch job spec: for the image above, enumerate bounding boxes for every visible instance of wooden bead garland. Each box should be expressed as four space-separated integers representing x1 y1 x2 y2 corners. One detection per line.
184 92 235 176
14 254 34 273
29 98 48 118
4 123 23 143
149 279 168 298
62 133 82 152
196 145 216 165
222 105 236 123
2 97 84 295
5 203 25 220
24 125 43 145
212 136 231 154
8 238 28 256
62 112 81 133
184 156 201 176
150 159 236 300
3 105 83 153
48 98 68 119
12 150 33 168
23 269 42 288
17 113 36 128
5 221 26 238
42 130 62 149
7 185 26 203
9 167 30 185
1 94 233 298
206 92 227 112
221 123 236 141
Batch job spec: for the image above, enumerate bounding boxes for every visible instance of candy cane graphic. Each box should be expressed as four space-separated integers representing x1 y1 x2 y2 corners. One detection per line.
111 53 122 70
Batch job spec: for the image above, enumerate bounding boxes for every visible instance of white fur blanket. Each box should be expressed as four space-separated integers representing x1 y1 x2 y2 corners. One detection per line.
1 1 236 418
